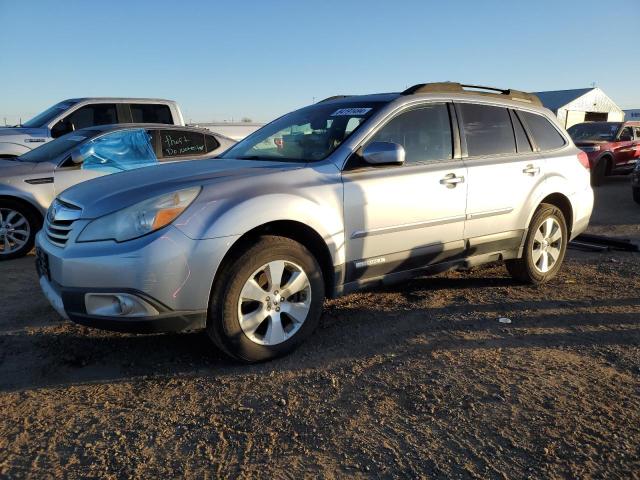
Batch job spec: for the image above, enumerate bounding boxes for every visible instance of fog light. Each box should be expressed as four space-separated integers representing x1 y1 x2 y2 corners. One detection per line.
85 293 159 317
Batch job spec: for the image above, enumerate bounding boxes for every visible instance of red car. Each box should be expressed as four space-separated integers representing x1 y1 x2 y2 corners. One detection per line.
567 121 640 186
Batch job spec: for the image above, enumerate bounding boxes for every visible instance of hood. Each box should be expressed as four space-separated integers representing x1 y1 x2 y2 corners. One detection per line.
0 126 48 138
573 140 610 147
0 158 40 176
59 158 303 218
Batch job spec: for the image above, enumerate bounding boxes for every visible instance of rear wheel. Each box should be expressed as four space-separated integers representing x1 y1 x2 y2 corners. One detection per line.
633 187 640 205
591 157 609 187
0 200 40 261
506 203 568 284
207 236 325 363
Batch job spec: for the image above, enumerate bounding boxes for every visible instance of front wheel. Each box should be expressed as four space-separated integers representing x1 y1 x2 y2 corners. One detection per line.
207 235 325 363
0 200 40 261
506 203 568 284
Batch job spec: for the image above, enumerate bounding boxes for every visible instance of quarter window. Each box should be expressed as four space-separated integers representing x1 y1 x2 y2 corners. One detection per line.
458 104 515 157
520 111 566 151
130 104 173 124
368 104 452 164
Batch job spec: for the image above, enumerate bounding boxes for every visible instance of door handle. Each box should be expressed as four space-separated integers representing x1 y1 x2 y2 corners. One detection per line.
440 173 465 188
522 164 540 176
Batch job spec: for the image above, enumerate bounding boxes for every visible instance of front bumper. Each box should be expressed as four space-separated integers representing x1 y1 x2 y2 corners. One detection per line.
35 226 239 333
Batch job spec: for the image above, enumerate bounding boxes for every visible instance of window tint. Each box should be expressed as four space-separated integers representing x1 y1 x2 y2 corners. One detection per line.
459 104 515 157
511 111 532 153
205 134 220 153
130 104 173 124
368 104 452 164
520 112 566 151
65 104 118 130
159 130 207 159
80 129 157 173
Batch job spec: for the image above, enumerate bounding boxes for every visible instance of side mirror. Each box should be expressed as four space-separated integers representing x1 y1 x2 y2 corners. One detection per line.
362 142 405 166
51 120 74 138
70 149 85 164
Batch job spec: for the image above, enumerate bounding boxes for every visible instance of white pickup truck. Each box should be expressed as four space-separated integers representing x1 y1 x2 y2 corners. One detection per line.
0 98 185 158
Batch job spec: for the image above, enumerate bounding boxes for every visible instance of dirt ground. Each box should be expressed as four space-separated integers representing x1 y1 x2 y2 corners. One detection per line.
1 176 639 479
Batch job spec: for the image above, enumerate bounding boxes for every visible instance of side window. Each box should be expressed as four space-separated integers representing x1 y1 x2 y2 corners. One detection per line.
618 126 633 141
204 134 220 153
80 129 157 173
368 104 452 164
634 127 640 140
159 130 207 160
458 103 515 157
65 104 118 130
520 111 566 151
511 111 533 153
130 104 173 124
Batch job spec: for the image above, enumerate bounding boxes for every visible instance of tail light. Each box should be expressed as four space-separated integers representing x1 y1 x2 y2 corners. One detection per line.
577 151 590 169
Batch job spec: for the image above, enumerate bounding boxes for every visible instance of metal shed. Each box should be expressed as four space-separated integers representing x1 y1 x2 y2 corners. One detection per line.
533 87 624 129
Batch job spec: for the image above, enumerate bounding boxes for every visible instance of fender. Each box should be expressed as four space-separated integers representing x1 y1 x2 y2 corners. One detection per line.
0 142 31 157
175 192 346 267
0 185 48 217
522 172 574 238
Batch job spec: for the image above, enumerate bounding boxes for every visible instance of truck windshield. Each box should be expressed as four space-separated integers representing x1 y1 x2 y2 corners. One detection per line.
22 100 78 128
567 123 622 142
18 130 98 163
221 101 384 162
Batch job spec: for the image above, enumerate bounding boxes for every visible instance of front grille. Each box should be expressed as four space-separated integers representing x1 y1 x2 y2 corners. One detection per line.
45 199 82 248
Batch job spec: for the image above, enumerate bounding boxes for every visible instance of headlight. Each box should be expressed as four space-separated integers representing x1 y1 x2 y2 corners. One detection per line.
77 186 201 242
579 145 601 153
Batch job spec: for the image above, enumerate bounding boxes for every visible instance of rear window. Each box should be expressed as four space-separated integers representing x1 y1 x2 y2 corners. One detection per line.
520 111 566 151
130 104 173 124
458 103 515 157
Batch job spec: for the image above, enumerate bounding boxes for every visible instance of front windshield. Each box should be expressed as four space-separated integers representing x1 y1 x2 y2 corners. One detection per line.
221 101 384 162
22 100 78 128
568 122 621 142
18 130 97 163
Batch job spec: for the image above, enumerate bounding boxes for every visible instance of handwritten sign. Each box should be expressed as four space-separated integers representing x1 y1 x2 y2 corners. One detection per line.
161 131 206 158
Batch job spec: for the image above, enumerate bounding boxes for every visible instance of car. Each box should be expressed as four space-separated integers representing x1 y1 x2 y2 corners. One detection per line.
35 82 594 363
567 121 640 186
0 124 234 259
0 98 185 158
632 161 640 204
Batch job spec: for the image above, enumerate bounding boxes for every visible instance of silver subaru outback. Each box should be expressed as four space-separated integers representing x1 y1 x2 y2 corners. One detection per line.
36 83 594 362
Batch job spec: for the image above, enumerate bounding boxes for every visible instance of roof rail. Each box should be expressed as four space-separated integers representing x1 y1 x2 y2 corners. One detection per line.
402 82 542 106
317 95 352 103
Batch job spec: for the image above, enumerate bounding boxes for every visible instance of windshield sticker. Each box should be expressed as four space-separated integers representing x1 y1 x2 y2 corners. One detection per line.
331 108 372 117
66 135 86 142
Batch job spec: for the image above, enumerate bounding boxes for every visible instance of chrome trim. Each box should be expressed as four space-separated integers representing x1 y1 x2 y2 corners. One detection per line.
466 207 513 220
351 215 466 239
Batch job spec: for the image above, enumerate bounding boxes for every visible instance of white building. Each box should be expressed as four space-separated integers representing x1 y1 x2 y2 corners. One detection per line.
534 88 624 129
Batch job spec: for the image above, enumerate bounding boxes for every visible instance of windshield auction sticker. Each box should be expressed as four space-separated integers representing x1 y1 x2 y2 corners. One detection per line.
331 108 372 116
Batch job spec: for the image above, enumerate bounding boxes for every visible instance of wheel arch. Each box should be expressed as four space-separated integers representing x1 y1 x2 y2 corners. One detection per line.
0 195 44 224
537 192 574 235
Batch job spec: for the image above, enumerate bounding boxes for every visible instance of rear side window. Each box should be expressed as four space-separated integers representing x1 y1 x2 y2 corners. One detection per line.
458 104 515 157
130 104 173 124
368 104 452 164
159 130 207 159
520 111 566 151
205 134 220 153
67 104 118 130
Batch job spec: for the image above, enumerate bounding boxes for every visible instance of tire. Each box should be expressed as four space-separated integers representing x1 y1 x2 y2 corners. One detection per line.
590 157 609 187
207 235 325 363
0 199 41 261
506 203 568 284
633 187 640 205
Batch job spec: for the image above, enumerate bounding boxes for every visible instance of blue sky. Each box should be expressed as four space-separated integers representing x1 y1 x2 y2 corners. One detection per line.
1 0 638 124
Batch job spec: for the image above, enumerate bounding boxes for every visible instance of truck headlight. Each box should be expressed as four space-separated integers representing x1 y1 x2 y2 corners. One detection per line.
77 187 201 242
579 145 601 153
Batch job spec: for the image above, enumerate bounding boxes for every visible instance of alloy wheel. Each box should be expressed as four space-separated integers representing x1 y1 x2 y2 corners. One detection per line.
0 208 30 255
532 217 562 273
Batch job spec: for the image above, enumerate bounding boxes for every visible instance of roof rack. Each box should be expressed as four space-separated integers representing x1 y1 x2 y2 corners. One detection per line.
402 82 542 106
317 95 352 103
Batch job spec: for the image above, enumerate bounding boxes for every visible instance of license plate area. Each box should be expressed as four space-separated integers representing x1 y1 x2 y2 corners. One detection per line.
35 247 51 281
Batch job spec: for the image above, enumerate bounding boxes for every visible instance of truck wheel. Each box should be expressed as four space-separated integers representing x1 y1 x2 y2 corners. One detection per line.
506 203 568 284
0 200 41 261
590 157 609 187
207 235 325 363
633 187 640 205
